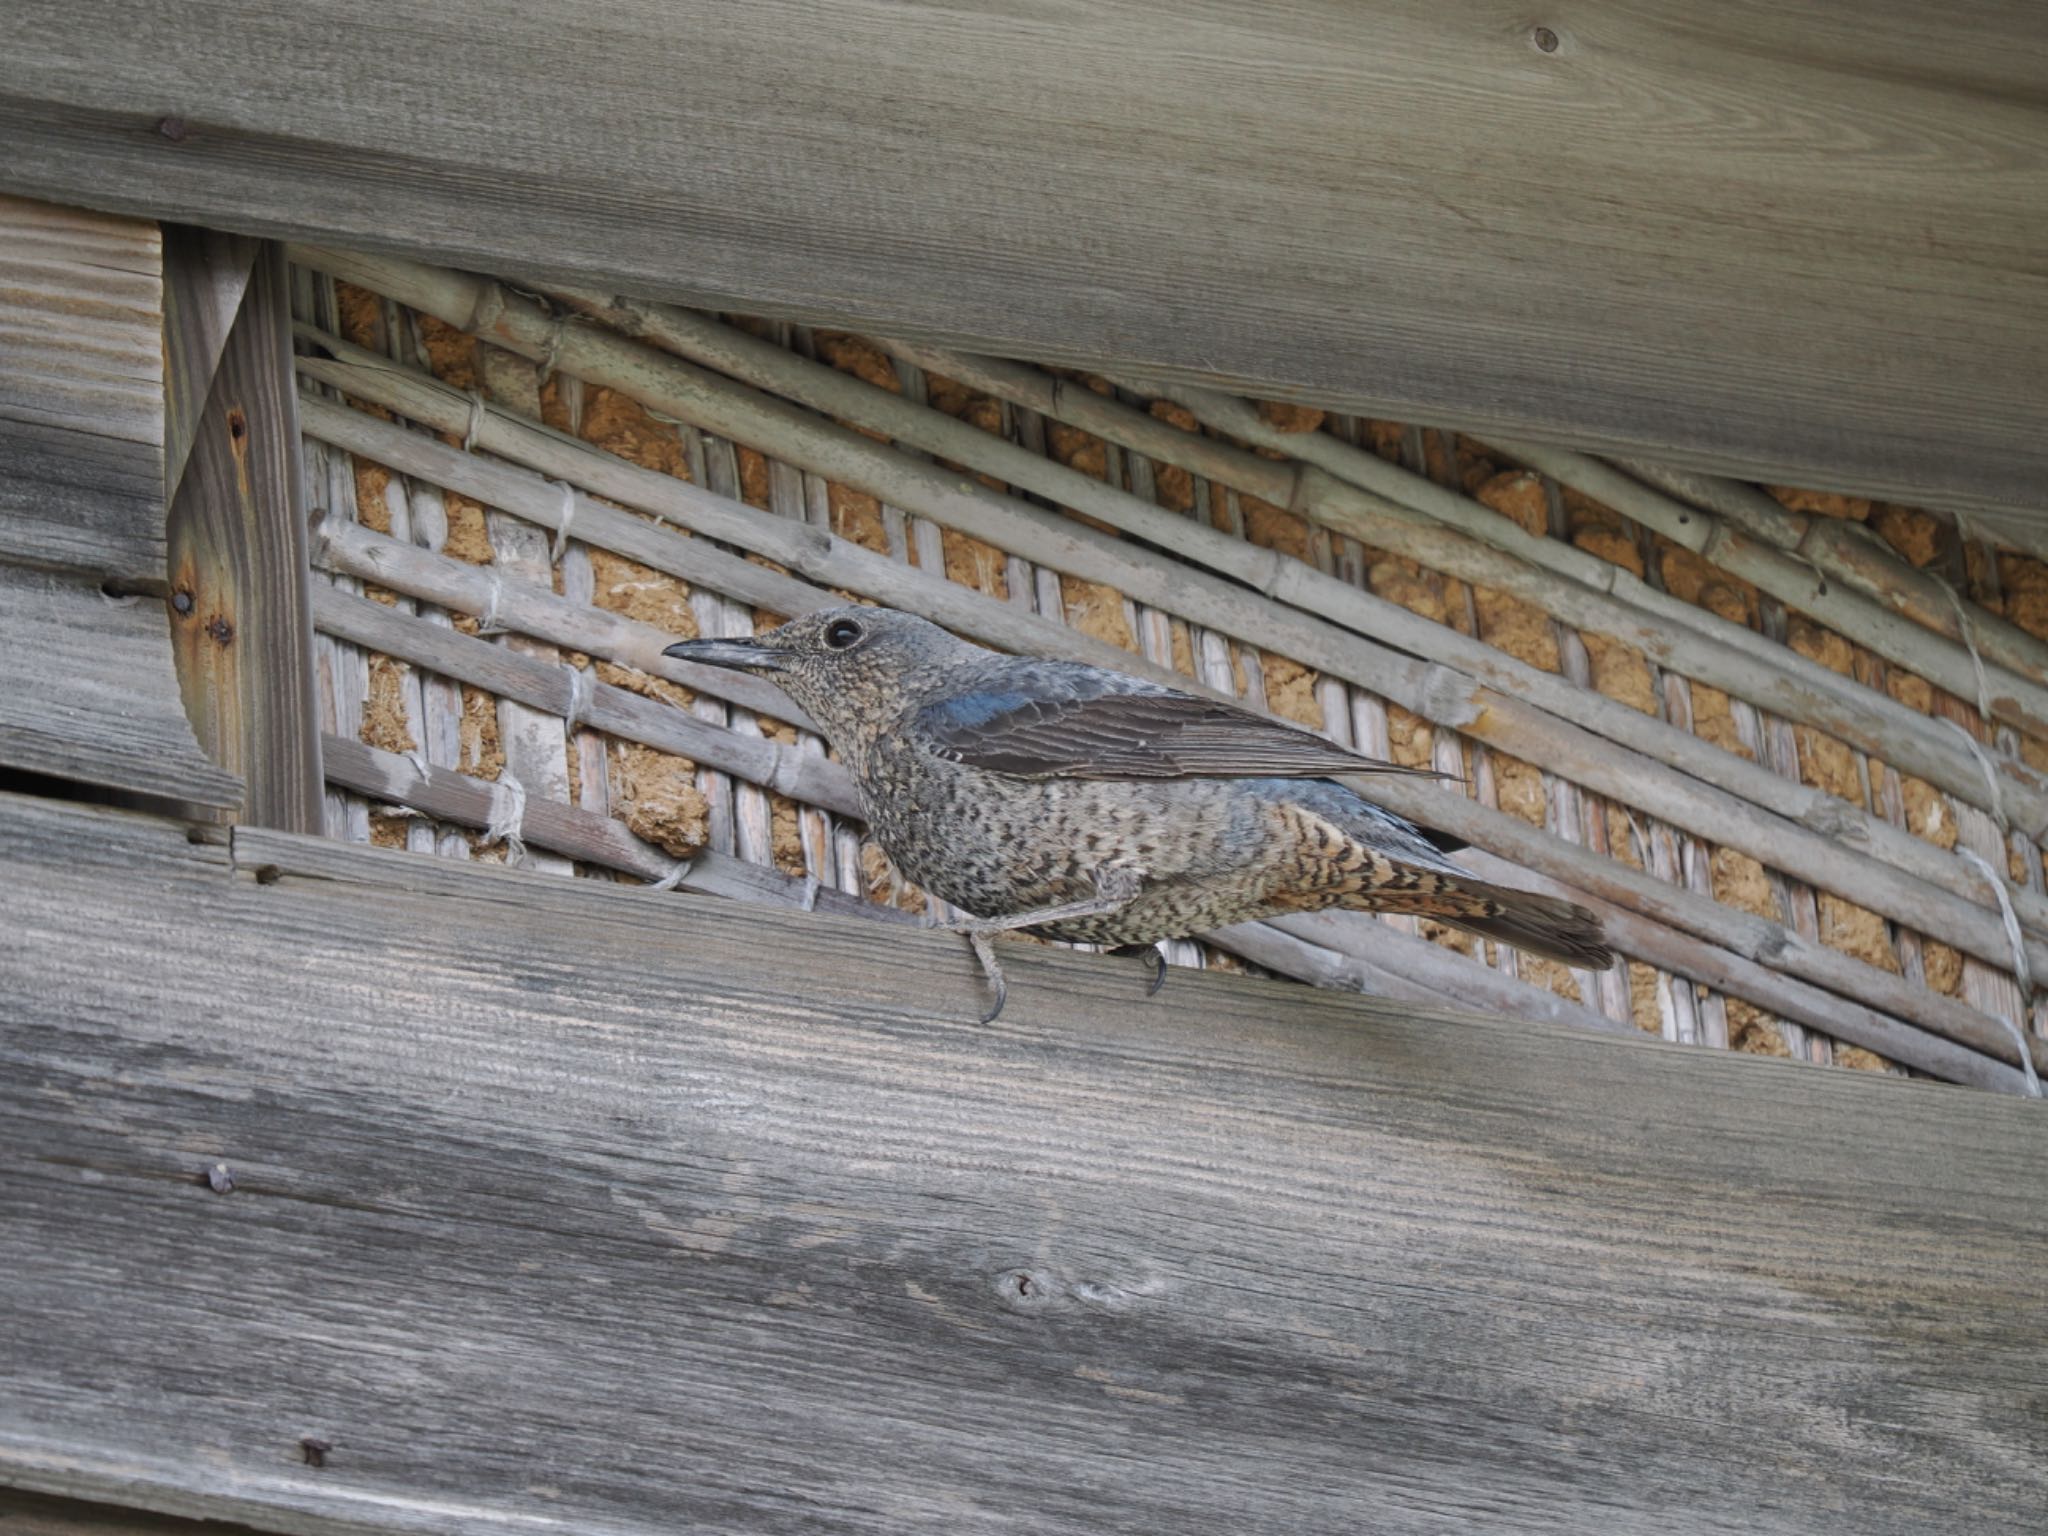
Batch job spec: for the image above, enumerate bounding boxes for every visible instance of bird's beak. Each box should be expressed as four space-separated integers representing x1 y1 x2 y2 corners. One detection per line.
661 637 790 673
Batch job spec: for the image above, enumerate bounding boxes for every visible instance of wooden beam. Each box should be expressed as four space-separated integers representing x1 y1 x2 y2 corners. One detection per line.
165 243 322 831
161 223 260 505
0 4 2042 514
3 790 2045 1534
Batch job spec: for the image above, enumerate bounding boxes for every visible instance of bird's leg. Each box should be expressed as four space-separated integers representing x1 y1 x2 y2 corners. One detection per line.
1109 943 1169 997
962 928 1008 1026
941 878 1145 1024
937 891 1138 938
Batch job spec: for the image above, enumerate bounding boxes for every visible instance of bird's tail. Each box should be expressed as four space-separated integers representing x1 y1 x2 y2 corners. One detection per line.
1349 875 1615 971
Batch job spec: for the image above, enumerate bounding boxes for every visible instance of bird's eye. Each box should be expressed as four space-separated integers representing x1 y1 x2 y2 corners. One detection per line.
824 617 864 650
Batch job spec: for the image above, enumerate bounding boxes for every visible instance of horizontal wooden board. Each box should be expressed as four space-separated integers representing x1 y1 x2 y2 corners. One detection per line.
2 792 2045 1534
0 195 164 582
2 3 2044 514
0 196 241 810
0 564 239 808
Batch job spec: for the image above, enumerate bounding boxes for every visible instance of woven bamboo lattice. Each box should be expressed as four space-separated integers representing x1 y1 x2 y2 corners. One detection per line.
286 248 2048 1096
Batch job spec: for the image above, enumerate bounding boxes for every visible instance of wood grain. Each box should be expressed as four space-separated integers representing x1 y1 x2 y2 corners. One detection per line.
164 242 322 830
0 196 240 810
2 3 2043 512
0 566 237 808
2 790 2044 1534
161 222 258 504
0 194 164 583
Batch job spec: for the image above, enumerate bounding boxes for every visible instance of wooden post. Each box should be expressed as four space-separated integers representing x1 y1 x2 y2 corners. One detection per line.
164 239 322 831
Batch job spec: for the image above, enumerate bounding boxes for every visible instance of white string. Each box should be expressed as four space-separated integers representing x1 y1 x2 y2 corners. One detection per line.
562 662 595 731
1956 846 2043 1098
462 390 487 452
550 480 578 564
405 749 431 780
482 771 529 867
1936 577 1997 731
1942 717 2012 834
649 859 692 891
476 569 508 636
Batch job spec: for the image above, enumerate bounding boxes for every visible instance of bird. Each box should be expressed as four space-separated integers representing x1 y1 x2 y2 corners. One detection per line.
665 606 1613 1021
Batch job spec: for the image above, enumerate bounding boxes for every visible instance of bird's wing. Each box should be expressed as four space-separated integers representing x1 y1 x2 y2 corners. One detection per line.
915 677 1448 781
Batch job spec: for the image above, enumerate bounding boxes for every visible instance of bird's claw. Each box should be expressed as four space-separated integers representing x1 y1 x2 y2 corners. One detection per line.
978 973 1008 1025
1111 943 1169 997
955 925 1009 1024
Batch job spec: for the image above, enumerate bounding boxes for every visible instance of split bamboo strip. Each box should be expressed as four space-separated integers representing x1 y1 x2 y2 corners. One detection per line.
475 343 574 876
1486 439 2048 743
290 265 371 845
1734 599 1832 1064
1617 457 2048 689
886 342 2048 836
1638 525 1732 1049
547 374 616 839
374 297 469 860
320 734 912 926
314 487 2042 1081
283 273 2048 982
1452 848 2035 1097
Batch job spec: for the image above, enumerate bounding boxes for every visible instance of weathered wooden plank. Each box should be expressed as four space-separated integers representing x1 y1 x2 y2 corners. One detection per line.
164 243 321 829
2 4 2043 512
0 195 241 810
0 195 163 582
0 546 241 809
2 791 2044 1535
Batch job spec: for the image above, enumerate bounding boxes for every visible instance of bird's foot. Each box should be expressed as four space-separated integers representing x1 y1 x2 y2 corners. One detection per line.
938 892 1143 1024
1109 943 1169 997
950 925 1008 1024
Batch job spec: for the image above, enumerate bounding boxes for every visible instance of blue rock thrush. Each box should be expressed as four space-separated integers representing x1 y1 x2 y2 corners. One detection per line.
666 606 1613 1020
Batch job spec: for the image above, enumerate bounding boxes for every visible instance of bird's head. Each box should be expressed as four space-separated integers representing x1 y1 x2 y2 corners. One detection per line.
662 605 978 753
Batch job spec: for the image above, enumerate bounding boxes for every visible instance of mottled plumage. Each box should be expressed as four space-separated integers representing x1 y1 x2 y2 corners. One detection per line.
667 607 1611 1017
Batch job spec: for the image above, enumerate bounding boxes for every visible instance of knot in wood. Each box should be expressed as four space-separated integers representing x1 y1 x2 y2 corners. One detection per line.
995 1267 1059 1315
